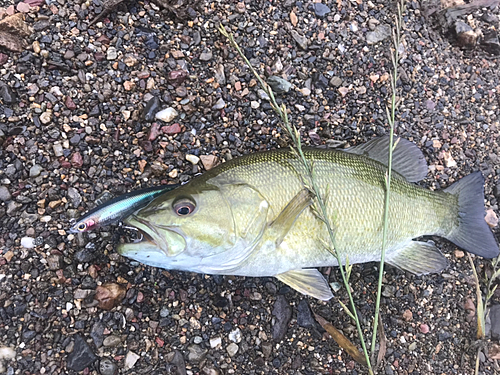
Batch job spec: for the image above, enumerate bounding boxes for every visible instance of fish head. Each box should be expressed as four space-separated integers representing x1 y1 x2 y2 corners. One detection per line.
116 181 270 272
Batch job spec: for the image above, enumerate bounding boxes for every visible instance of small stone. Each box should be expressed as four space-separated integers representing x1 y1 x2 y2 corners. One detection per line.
442 151 457 168
330 76 343 87
99 358 118 375
455 21 477 47
103 335 122 347
290 11 298 26
299 87 311 96
312 3 330 18
106 47 118 60
21 237 35 249
369 73 380 83
71 152 83 168
186 154 200 165
200 155 218 170
16 2 31 12
143 96 161 122
39 111 52 124
420 324 430 334
155 107 178 123
290 30 308 50
163 123 182 135
124 351 140 370
167 70 188 86
0 84 16 104
95 283 126 310
226 343 239 357
187 344 208 364
454 249 465 258
212 98 226 110
403 309 413 322
0 186 11 202
251 101 260 109
236 2 246 13
29 164 42 177
169 169 178 178
67 334 97 372
297 299 315 329
165 351 186 374
214 64 226 85
409 342 417 351
229 328 242 343
199 50 213 61
68 187 82 208
485 209 498 228
366 24 391 45
338 87 349 97
65 96 76 110
47 254 62 270
210 336 221 348
267 76 292 94
272 295 292 341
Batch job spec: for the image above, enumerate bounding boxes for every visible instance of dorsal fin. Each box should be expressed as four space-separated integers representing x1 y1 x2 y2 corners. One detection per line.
344 136 428 182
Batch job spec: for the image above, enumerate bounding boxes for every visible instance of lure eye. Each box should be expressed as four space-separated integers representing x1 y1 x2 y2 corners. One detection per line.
173 199 195 216
77 223 87 231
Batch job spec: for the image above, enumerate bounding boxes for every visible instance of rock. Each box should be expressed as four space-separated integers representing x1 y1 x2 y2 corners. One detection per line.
267 76 292 94
90 321 105 348
210 336 221 348
187 344 208 364
200 155 218 170
165 350 186 375
0 84 16 104
47 254 62 270
199 50 213 61
186 154 200 165
403 309 413 322
7 201 21 215
215 64 226 85
163 123 182 135
29 164 42 178
485 209 498 228
455 21 477 48
65 96 76 110
148 122 161 141
39 111 52 124
67 187 82 208
0 347 15 360
0 186 11 202
297 300 315 329
71 152 83 168
66 334 97 372
366 24 391 45
167 70 188 86
226 343 239 357
212 98 226 110
330 76 343 87
94 283 126 310
20 237 35 249
124 351 140 369
106 47 118 60
99 358 118 375
481 30 500 55
75 248 95 263
103 335 122 347
490 305 500 340
420 324 429 334
290 30 308 50
155 107 178 123
312 3 330 18
272 295 292 341
229 328 242 343
142 96 160 122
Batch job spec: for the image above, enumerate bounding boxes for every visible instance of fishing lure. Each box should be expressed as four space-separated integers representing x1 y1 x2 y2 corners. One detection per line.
69 184 179 233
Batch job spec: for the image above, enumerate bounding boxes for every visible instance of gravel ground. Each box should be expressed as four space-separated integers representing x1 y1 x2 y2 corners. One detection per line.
1 0 500 373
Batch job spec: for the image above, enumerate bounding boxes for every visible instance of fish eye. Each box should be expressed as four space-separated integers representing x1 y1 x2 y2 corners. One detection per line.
78 223 87 231
173 199 195 216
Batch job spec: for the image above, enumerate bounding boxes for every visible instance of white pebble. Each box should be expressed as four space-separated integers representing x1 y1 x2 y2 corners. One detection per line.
186 154 200 165
155 107 178 123
210 336 222 348
124 351 140 369
21 237 35 249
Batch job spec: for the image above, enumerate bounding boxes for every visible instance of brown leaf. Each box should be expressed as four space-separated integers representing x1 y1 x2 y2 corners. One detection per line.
376 314 387 367
0 13 32 52
314 312 367 367
95 283 126 310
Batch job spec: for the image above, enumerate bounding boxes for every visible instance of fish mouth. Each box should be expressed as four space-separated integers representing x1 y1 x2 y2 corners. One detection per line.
117 215 187 257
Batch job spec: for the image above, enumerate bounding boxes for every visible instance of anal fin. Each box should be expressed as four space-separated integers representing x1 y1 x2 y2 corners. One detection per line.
275 269 334 301
386 241 448 275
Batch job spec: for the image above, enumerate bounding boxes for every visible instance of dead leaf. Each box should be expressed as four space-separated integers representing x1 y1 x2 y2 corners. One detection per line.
485 209 498 228
95 283 126 310
314 312 367 367
376 314 387 367
0 13 33 52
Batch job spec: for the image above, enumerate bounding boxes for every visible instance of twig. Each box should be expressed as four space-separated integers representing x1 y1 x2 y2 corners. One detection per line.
218 24 373 374
371 0 406 359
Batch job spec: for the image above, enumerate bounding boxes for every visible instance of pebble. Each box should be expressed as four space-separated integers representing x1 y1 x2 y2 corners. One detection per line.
124 351 140 369
99 359 118 375
20 237 35 249
0 186 11 202
106 47 118 60
66 334 97 372
103 335 122 347
226 343 239 357
312 3 330 18
29 164 42 178
366 24 392 44
0 84 16 104
290 30 309 50
163 123 182 135
199 50 213 61
155 107 178 123
210 336 222 348
67 187 82 208
200 155 218 170
212 98 226 110
186 154 200 165
165 351 186 375
39 111 52 124
272 295 292 341
229 328 242 343
490 305 500 340
297 300 315 329
267 76 292 94
187 344 207 364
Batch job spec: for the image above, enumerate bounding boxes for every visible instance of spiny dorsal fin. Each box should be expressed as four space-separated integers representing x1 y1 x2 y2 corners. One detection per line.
344 136 428 182
275 269 334 300
386 241 448 275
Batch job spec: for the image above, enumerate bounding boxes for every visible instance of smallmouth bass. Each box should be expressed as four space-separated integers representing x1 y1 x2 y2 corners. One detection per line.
117 137 499 300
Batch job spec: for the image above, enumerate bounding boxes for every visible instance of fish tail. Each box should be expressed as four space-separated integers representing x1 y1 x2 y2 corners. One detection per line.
444 171 499 258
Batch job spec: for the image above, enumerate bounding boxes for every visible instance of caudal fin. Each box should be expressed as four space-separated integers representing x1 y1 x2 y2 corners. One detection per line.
444 172 499 258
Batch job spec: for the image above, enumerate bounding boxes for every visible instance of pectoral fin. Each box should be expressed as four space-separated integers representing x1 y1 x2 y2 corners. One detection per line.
386 241 449 275
275 269 334 301
269 189 314 247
